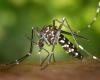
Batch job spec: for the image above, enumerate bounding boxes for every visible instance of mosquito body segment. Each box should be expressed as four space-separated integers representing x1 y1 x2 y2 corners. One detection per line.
59 34 83 59
39 25 57 45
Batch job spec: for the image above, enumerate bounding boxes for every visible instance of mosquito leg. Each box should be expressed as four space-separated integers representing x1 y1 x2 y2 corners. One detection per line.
63 18 80 48
41 62 49 70
38 49 42 64
6 27 34 65
29 27 34 54
78 45 100 61
61 30 89 41
41 46 56 70
38 46 49 65
49 45 56 63
41 53 54 70
40 48 50 67
40 48 53 70
40 46 56 69
52 52 56 62
8 53 32 65
88 1 100 28
77 1 100 33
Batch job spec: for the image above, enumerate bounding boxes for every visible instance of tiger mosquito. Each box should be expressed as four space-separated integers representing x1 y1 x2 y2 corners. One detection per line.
6 1 100 69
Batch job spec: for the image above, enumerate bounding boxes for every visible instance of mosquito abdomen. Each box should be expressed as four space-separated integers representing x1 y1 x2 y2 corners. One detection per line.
59 34 83 59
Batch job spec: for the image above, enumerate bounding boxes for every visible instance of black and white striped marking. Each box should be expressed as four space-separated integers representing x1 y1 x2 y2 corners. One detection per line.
58 34 83 59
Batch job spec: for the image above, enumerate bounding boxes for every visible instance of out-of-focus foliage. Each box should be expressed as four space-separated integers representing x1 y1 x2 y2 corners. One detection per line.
0 0 100 63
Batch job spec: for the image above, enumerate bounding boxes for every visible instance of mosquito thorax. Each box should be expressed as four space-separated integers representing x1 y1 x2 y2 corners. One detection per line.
39 25 57 44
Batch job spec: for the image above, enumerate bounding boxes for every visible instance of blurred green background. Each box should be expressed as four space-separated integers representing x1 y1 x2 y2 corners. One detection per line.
0 0 100 63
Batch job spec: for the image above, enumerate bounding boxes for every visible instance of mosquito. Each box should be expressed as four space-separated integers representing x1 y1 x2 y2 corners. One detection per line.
6 1 100 69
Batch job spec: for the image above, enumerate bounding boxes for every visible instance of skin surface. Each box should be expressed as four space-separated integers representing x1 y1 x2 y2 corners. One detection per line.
0 59 100 80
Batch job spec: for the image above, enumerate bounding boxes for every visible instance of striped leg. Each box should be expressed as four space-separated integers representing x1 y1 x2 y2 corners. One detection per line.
77 1 100 33
86 1 100 29
6 27 34 65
